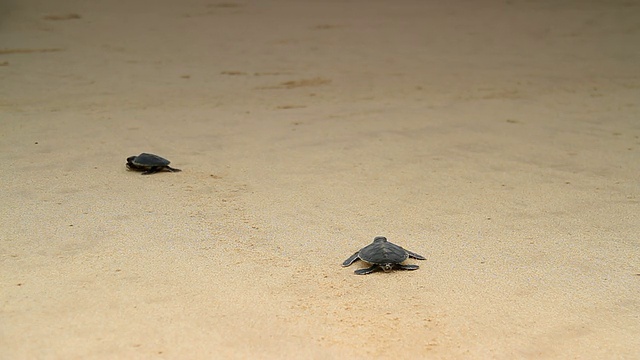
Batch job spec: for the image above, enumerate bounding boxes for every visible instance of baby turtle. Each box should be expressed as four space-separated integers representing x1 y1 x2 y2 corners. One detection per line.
126 153 182 175
342 236 426 275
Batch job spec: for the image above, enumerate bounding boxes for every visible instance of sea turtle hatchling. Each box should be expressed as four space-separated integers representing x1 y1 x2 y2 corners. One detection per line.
126 153 182 175
342 236 426 275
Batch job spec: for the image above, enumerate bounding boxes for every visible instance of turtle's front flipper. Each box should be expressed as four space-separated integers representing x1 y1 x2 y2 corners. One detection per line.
406 250 426 260
354 265 379 275
342 252 360 267
165 166 182 172
142 167 161 175
396 264 419 271
127 163 143 171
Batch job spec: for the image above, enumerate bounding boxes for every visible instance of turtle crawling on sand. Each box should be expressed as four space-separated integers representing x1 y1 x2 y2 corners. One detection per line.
126 153 181 175
342 236 426 275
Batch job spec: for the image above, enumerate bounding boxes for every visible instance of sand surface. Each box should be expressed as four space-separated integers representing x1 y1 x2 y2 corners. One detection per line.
1 0 639 358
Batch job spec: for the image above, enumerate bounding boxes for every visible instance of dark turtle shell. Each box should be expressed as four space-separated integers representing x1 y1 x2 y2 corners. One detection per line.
358 236 408 265
128 153 170 167
126 153 181 175
342 236 426 275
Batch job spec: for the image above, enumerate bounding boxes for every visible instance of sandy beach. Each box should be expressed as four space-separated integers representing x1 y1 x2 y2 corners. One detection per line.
1 0 639 358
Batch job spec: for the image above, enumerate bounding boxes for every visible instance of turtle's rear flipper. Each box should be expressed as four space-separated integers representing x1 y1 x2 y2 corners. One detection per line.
166 166 182 172
396 264 419 271
354 265 379 275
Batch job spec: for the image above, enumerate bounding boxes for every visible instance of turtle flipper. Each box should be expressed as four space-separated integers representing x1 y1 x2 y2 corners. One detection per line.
396 264 419 271
165 166 182 172
127 163 143 171
142 167 161 175
406 250 426 260
342 252 360 267
354 265 380 275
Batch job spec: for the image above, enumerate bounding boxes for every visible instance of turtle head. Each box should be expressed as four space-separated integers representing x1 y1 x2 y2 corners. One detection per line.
373 236 387 243
381 263 394 272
